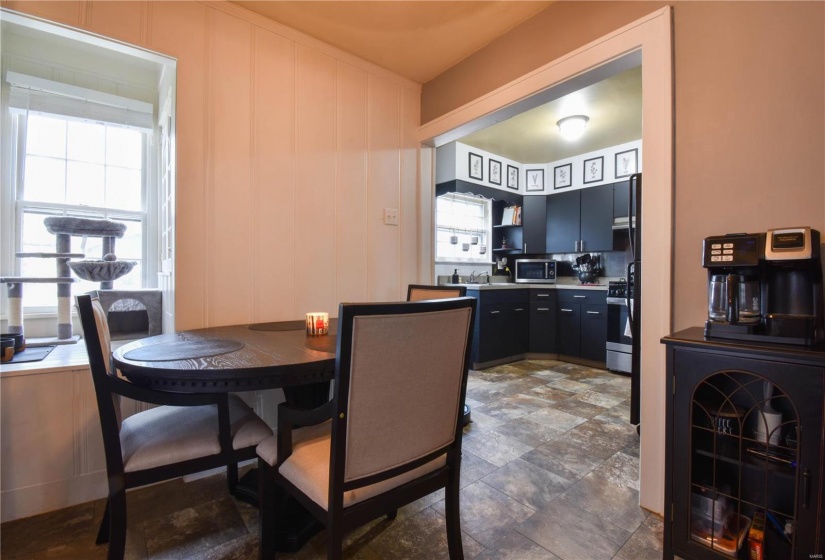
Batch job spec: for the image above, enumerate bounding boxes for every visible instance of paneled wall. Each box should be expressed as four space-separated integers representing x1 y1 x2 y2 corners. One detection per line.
2 0 422 329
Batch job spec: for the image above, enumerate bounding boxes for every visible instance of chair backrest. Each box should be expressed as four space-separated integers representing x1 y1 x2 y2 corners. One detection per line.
406 284 467 302
331 298 476 489
76 294 124 456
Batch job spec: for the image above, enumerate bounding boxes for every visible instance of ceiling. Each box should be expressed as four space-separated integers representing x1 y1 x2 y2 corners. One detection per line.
229 2 641 164
459 66 642 163
229 1 553 83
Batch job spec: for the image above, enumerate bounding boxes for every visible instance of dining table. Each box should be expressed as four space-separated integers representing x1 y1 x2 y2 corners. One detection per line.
113 318 338 552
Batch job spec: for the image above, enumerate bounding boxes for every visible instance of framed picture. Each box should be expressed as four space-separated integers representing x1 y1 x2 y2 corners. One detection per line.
468 152 483 181
583 156 604 184
615 148 638 179
489 159 502 185
553 163 572 190
526 169 545 192
506 164 519 190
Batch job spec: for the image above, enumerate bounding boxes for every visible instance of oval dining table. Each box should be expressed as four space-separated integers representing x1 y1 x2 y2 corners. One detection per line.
113 319 338 552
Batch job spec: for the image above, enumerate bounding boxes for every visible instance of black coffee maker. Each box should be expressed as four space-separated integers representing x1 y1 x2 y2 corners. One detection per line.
702 227 823 345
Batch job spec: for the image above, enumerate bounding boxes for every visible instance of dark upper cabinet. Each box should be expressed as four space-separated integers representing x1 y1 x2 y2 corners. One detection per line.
522 195 547 254
546 190 581 254
579 184 613 253
613 180 631 218
546 184 613 254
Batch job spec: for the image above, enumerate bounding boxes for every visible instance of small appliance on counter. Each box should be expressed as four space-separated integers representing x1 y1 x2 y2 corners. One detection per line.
702 226 823 345
514 259 556 283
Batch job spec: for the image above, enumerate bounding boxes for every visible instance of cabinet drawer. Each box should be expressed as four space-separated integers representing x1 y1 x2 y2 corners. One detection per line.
530 289 557 303
477 289 528 305
557 289 606 304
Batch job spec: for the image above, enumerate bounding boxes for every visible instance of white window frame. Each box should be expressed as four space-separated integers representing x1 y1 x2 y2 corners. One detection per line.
435 192 493 264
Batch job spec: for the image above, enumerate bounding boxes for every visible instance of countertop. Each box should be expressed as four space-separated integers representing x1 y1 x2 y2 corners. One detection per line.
440 277 620 291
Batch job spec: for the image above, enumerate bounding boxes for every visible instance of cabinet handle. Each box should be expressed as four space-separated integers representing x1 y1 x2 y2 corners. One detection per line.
574 240 579 252
537 307 549 311
586 311 600 315
580 240 585 251
574 295 587 299
803 467 810 509
560 308 573 312
514 308 524 312
536 294 549 298
490 310 500 314
524 243 527 253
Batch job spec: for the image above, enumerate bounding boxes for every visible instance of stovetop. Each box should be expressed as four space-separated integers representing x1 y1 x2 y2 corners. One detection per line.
608 278 634 299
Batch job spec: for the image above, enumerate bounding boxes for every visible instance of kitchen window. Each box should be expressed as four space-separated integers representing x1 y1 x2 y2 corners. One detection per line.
435 192 492 263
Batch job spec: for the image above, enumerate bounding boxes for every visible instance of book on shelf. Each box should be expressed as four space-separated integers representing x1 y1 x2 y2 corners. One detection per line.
514 206 522 225
501 206 515 225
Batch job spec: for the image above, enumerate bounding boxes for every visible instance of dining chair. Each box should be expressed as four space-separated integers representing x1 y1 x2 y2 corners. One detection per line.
406 284 467 301
256 297 477 560
75 294 273 560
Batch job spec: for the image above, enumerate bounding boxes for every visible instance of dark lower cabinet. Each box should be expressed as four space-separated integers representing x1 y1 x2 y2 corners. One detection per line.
529 288 557 353
471 289 529 365
662 328 825 560
556 290 607 364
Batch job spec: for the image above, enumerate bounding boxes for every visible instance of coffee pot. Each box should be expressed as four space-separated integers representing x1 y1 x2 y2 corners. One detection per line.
708 274 761 325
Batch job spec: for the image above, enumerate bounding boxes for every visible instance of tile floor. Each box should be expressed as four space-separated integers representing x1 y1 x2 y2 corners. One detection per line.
0 359 664 560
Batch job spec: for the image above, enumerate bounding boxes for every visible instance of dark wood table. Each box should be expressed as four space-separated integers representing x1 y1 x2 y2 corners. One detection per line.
113 319 338 552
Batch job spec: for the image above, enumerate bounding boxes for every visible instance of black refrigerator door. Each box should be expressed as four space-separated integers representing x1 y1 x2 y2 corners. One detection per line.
628 172 641 427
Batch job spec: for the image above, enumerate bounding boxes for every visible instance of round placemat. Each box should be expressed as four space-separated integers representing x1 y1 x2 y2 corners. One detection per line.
305 335 336 353
124 339 245 362
248 320 305 332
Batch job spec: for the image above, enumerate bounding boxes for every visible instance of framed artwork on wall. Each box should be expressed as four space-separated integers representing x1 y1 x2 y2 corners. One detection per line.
468 152 483 180
553 163 572 189
526 169 545 192
506 165 519 190
615 148 638 179
583 156 604 184
489 159 502 185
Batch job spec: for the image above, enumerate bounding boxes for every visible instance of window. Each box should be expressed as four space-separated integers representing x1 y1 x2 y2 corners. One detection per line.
435 192 492 263
13 113 148 309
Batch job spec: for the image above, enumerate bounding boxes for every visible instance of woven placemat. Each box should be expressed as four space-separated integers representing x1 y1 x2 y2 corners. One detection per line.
248 321 305 332
124 339 244 362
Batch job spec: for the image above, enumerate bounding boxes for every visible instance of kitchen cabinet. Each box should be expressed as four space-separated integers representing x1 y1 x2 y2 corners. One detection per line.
470 289 529 365
662 329 825 560
522 195 547 254
556 290 607 364
529 289 557 353
613 180 633 219
546 184 613 254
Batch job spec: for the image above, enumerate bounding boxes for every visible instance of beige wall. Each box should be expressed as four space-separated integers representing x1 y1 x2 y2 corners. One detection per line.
2 0 421 330
423 1 825 330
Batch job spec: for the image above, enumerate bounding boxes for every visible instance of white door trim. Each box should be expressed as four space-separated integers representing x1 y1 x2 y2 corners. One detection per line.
417 6 673 514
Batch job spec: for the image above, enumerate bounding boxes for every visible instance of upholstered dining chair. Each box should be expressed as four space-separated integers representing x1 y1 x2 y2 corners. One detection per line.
76 294 273 560
406 283 467 301
257 297 476 560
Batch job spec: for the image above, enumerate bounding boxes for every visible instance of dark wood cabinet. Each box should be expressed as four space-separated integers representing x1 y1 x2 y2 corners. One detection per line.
662 329 825 560
546 185 613 254
613 180 632 219
529 289 557 353
556 290 607 364
470 289 529 365
522 195 547 254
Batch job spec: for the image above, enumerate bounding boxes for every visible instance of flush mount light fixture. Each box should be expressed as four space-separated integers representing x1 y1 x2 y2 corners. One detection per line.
557 115 589 141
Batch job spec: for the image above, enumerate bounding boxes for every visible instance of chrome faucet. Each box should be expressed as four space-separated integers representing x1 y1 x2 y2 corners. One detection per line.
468 270 490 284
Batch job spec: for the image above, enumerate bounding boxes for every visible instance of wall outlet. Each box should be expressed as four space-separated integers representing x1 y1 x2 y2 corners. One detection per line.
383 208 399 226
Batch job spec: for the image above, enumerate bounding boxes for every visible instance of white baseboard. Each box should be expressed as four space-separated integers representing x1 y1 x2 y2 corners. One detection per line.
1 470 107 523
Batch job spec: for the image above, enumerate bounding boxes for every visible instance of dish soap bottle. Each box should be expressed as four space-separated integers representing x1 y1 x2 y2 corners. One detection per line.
452 269 459 284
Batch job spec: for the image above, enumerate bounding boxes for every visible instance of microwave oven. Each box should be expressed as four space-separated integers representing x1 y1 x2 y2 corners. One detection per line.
514 259 557 283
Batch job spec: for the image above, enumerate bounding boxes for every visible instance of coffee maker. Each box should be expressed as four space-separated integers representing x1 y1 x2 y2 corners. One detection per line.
702 227 823 345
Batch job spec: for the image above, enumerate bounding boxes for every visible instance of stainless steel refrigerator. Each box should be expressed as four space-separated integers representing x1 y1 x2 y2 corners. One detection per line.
626 173 641 427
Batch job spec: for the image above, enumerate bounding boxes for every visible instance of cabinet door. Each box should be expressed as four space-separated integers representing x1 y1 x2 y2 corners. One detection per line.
522 195 547 254
613 180 631 218
546 190 581 254
477 303 509 363
579 184 613 252
670 349 824 560
507 303 529 356
530 301 557 353
580 304 607 363
556 302 581 357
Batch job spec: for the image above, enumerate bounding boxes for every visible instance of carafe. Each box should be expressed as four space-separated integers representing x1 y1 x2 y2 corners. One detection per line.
708 275 728 322
738 276 761 324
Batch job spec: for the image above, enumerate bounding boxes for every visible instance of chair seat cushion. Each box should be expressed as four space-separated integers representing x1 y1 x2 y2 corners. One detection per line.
121 394 272 472
257 423 446 511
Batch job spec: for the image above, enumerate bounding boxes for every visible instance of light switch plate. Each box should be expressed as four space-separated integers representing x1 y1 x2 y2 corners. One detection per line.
383 208 399 226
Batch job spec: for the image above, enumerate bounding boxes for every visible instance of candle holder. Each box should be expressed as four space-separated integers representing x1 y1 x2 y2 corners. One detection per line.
306 312 329 336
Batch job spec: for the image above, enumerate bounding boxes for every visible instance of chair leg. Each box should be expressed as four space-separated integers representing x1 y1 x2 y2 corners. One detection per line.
95 498 110 545
106 489 127 560
386 509 398 520
445 480 464 560
327 519 344 560
258 459 277 560
227 462 239 494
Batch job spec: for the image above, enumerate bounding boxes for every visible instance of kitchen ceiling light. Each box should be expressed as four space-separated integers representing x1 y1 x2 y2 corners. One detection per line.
557 115 589 141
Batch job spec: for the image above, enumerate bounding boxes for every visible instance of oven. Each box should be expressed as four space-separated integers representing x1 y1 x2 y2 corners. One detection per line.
606 280 632 374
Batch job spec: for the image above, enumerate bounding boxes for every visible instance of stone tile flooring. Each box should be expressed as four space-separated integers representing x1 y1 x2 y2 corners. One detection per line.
0 360 664 560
